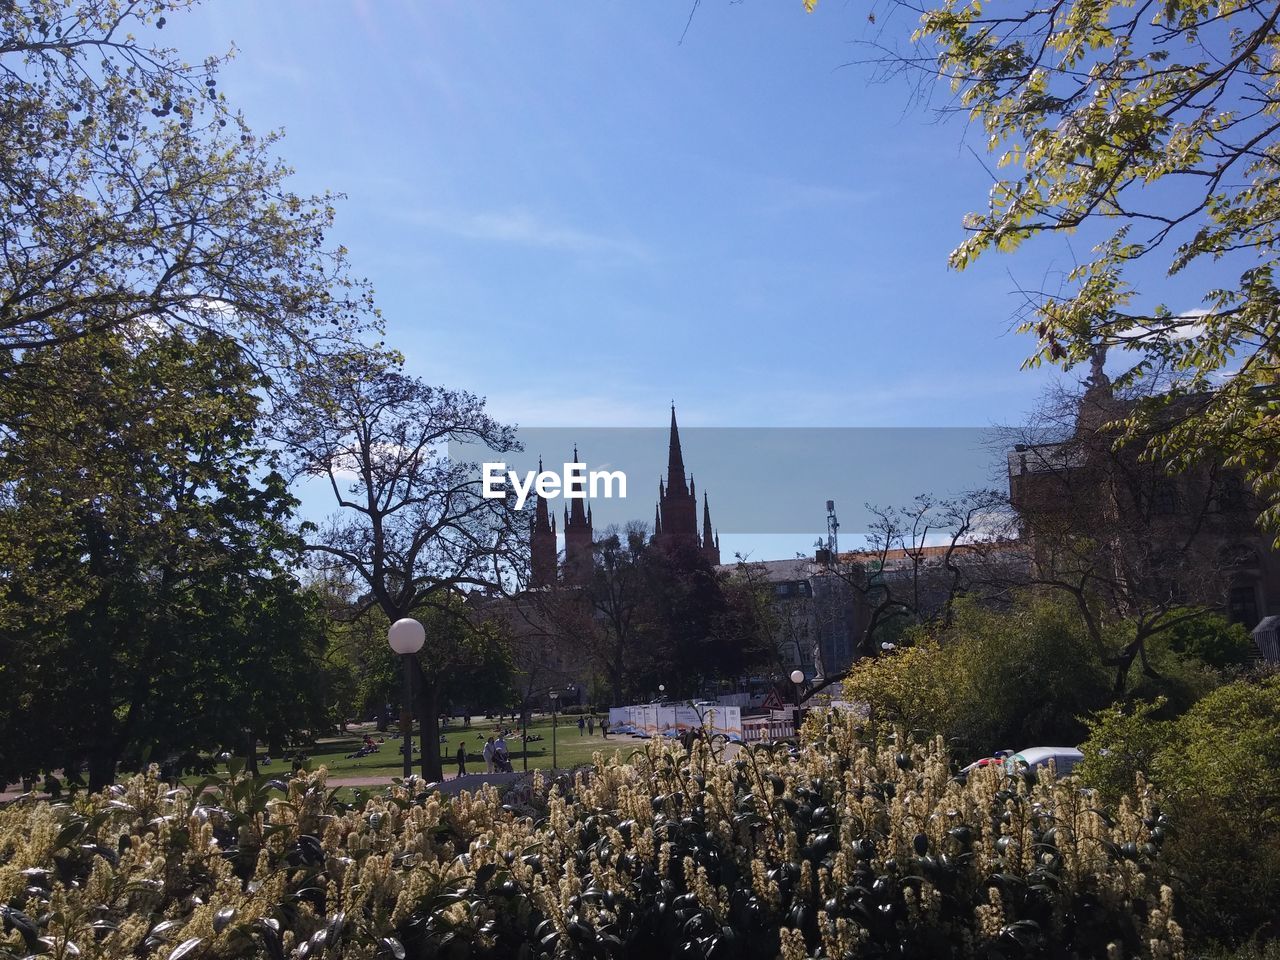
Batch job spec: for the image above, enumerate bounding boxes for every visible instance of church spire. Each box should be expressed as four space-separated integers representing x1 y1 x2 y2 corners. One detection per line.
533 457 551 533
529 454 556 587
667 404 688 496
702 491 714 548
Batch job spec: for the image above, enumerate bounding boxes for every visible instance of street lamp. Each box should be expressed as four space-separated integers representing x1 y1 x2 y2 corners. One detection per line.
388 618 425 779
549 690 560 770
789 669 805 737
658 683 665 700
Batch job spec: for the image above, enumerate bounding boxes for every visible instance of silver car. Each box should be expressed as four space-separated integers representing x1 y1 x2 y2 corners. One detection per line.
1003 747 1083 777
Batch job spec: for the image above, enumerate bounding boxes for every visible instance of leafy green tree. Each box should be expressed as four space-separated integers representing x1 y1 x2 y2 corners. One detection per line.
1153 608 1256 670
0 330 309 788
0 0 375 376
822 0 1280 537
185 574 332 773
339 598 516 741
844 595 1114 755
1076 697 1172 804
1079 677 1280 943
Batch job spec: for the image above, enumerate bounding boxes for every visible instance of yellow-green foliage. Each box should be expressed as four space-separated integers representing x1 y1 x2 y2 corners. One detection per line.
844 598 1112 755
1079 676 1280 945
1 715 1182 959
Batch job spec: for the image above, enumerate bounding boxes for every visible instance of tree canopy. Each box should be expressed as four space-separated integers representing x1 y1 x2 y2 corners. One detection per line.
0 0 376 377
820 0 1280 537
0 329 321 787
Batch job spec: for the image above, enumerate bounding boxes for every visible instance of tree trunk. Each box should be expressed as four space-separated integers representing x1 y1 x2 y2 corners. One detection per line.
245 728 259 777
87 748 117 793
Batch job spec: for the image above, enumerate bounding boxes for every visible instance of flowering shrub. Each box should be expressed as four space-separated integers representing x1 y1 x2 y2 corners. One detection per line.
1 713 1182 959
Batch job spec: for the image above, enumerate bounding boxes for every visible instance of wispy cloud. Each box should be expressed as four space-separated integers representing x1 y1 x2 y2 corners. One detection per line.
754 175 882 215
392 206 649 259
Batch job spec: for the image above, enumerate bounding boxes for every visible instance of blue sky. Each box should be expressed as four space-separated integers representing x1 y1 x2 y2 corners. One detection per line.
164 1 1126 554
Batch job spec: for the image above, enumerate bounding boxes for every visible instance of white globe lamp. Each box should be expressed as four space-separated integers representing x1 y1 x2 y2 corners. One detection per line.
388 618 425 655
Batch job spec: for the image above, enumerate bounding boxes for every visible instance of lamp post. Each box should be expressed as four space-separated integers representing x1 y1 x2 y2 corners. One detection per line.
519 698 529 772
388 618 426 779
658 683 665 700
789 669 805 738
549 690 560 770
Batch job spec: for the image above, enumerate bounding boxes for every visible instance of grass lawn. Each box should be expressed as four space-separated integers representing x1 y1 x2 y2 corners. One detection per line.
305 716 644 781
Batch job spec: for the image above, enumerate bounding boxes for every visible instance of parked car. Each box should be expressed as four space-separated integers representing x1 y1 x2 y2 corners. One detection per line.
1003 747 1083 778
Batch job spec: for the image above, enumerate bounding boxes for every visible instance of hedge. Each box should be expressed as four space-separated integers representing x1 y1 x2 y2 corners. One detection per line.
0 712 1181 959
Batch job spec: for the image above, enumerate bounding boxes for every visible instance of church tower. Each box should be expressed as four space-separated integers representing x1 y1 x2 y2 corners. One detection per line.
563 445 594 585
529 457 557 588
654 405 719 562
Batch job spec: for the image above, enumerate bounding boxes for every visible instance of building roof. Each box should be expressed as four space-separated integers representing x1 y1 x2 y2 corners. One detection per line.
1007 441 1087 477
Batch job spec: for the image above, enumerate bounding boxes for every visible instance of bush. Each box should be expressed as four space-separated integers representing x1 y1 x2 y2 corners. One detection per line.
844 596 1113 757
0 714 1182 960
1078 676 1280 946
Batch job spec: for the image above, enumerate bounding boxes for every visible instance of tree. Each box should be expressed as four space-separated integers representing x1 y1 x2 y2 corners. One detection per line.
833 0 1280 539
1078 676 1280 944
843 594 1113 755
1003 382 1260 690
0 0 375 376
0 329 311 788
278 348 523 780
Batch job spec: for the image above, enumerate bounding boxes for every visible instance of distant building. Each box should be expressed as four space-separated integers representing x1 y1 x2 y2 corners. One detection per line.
528 406 719 586
717 557 862 678
1007 355 1279 630
653 406 721 565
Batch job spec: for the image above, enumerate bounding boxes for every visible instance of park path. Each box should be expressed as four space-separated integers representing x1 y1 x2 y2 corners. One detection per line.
2 739 746 804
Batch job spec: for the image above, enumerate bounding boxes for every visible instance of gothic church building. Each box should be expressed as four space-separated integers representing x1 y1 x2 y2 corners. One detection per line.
529 406 720 587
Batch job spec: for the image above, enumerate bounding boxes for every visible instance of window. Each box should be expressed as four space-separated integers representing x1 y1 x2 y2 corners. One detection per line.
1227 583 1260 631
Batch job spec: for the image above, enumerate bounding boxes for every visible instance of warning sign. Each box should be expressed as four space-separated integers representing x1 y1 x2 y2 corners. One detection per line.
761 690 784 712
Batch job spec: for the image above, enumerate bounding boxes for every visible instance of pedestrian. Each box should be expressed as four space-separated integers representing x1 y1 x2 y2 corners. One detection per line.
494 733 510 772
587 715 595 735
601 719 609 739
577 715 586 736
456 742 467 777
483 736 495 773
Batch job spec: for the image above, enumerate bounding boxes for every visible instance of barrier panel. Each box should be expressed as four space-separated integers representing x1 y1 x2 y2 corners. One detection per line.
743 716 795 742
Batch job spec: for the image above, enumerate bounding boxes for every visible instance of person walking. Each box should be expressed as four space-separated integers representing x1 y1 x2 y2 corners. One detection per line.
455 742 467 777
483 736 495 774
587 715 595 735
601 719 609 739
577 715 586 736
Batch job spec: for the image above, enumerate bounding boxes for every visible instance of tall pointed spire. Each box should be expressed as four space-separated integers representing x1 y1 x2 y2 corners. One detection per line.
667 404 688 496
569 444 587 528
654 503 663 536
529 454 556 587
702 491 714 548
533 457 550 533
564 447 593 585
